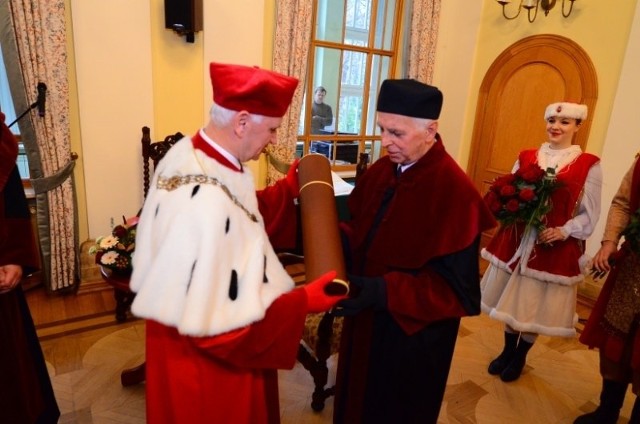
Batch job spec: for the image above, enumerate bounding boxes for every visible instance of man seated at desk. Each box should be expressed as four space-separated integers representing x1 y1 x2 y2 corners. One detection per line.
311 86 333 134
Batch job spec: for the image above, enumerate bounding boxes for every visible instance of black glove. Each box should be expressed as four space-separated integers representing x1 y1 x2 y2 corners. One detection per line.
334 274 386 316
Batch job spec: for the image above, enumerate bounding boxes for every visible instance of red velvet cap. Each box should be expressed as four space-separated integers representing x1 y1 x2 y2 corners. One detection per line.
209 62 299 118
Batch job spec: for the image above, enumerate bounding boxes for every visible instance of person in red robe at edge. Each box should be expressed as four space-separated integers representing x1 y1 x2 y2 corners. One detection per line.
333 79 496 424
0 111 60 423
576 156 640 424
129 62 345 424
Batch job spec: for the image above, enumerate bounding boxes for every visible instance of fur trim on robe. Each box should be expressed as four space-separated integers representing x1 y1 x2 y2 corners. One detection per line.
130 138 294 337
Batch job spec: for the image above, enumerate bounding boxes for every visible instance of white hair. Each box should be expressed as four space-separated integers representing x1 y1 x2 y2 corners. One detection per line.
210 103 265 127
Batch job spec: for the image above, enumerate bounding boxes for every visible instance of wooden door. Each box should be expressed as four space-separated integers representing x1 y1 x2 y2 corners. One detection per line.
467 35 598 263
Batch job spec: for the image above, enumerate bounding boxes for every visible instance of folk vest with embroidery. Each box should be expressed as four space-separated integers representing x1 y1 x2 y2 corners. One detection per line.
483 149 599 285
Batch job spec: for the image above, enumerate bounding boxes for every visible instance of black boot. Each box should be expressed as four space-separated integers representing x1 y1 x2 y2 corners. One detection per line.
629 395 640 424
573 379 628 424
500 338 533 382
488 331 519 375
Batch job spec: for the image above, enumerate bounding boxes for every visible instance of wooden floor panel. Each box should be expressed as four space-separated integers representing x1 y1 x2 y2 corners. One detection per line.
25 284 637 423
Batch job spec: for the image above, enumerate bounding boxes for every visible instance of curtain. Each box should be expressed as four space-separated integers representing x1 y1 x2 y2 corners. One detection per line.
9 0 76 291
407 0 441 83
267 0 314 186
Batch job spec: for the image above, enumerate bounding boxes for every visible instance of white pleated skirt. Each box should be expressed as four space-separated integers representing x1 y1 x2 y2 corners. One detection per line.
480 264 578 338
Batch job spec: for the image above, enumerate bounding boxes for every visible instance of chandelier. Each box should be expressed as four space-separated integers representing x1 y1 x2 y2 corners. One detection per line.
497 0 577 23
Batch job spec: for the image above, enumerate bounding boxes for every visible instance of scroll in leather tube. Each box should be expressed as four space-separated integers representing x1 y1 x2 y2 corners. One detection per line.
297 154 349 296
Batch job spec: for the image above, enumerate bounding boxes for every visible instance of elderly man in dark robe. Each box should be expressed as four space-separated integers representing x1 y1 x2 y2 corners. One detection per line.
334 79 496 424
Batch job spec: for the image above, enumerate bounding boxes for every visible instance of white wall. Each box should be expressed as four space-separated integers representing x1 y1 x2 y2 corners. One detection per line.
202 0 266 121
432 0 483 166
71 0 154 238
588 2 640 256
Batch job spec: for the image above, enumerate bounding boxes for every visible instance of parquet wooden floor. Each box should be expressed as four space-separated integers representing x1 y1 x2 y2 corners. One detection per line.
25 282 636 424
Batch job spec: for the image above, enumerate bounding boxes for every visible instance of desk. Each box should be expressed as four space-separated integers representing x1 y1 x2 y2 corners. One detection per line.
100 266 146 386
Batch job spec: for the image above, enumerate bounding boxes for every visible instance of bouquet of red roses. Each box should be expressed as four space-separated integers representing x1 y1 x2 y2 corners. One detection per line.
484 163 560 231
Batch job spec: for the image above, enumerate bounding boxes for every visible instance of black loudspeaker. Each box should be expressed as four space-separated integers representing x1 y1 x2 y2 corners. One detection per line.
164 0 203 42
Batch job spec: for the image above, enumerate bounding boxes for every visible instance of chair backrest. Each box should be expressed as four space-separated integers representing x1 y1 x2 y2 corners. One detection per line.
141 126 184 198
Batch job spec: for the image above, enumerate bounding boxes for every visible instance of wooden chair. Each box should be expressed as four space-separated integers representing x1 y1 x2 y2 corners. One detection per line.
141 126 184 197
99 127 184 387
275 153 368 412
277 252 343 412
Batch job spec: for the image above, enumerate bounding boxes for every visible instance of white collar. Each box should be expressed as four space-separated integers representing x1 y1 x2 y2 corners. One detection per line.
198 128 242 169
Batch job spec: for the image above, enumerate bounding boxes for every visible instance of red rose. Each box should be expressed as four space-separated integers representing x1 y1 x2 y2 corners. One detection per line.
95 251 104 265
490 174 516 193
519 188 536 202
489 200 502 213
484 190 497 203
112 225 128 238
500 185 516 197
506 199 520 212
517 164 545 183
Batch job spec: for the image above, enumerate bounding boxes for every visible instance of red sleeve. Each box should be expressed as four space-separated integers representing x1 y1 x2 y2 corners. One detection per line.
386 270 466 336
256 180 298 250
189 288 308 370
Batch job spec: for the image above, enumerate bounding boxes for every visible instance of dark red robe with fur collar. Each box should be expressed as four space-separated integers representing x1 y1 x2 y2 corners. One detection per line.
335 135 496 424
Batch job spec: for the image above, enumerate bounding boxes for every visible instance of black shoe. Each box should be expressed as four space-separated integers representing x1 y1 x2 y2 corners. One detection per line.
573 408 621 424
488 331 519 375
499 338 533 382
500 355 526 382
573 379 628 424
488 351 515 375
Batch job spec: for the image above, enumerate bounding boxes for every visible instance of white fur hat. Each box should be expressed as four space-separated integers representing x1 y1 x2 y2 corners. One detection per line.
544 102 588 121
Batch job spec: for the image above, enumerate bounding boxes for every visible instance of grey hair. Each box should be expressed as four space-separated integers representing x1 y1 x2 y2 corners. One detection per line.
210 103 265 126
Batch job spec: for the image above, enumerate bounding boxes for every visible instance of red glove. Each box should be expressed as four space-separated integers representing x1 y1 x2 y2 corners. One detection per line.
302 270 346 313
284 159 300 198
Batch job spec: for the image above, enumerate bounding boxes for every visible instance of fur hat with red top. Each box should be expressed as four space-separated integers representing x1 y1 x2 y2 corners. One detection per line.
544 102 588 121
209 62 298 118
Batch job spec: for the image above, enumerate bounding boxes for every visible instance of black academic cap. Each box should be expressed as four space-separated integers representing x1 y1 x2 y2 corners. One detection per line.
376 79 443 119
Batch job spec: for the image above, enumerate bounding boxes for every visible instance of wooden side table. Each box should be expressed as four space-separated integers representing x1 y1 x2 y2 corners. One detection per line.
99 266 146 386
100 267 135 322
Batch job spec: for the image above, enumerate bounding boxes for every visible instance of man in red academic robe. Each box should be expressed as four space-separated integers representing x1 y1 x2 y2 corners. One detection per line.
334 80 496 424
130 63 344 424
0 111 60 423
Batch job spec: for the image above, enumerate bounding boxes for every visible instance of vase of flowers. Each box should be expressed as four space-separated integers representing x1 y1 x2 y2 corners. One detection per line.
484 163 560 232
89 216 138 275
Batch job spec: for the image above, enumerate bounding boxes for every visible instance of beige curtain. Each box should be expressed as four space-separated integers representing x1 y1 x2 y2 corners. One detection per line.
407 0 441 83
10 0 76 291
267 0 314 185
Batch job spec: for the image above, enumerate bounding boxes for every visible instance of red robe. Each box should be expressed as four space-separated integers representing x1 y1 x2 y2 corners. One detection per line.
334 137 496 423
144 134 305 424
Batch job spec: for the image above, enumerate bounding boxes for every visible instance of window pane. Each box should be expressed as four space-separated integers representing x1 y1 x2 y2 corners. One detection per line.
0 43 19 133
315 0 346 44
374 0 397 50
366 55 392 135
311 47 341 134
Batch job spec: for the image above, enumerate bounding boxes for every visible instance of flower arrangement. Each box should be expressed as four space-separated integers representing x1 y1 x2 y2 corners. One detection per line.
89 216 138 273
484 163 560 231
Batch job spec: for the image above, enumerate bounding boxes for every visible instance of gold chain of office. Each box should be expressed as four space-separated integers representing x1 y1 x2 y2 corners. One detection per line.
156 174 259 223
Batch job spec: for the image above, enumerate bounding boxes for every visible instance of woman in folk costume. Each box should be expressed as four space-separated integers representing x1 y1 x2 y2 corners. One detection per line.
575 156 640 424
130 62 344 424
481 101 602 382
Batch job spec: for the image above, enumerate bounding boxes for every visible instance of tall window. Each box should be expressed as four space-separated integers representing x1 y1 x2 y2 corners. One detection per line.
298 0 404 173
0 43 29 179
